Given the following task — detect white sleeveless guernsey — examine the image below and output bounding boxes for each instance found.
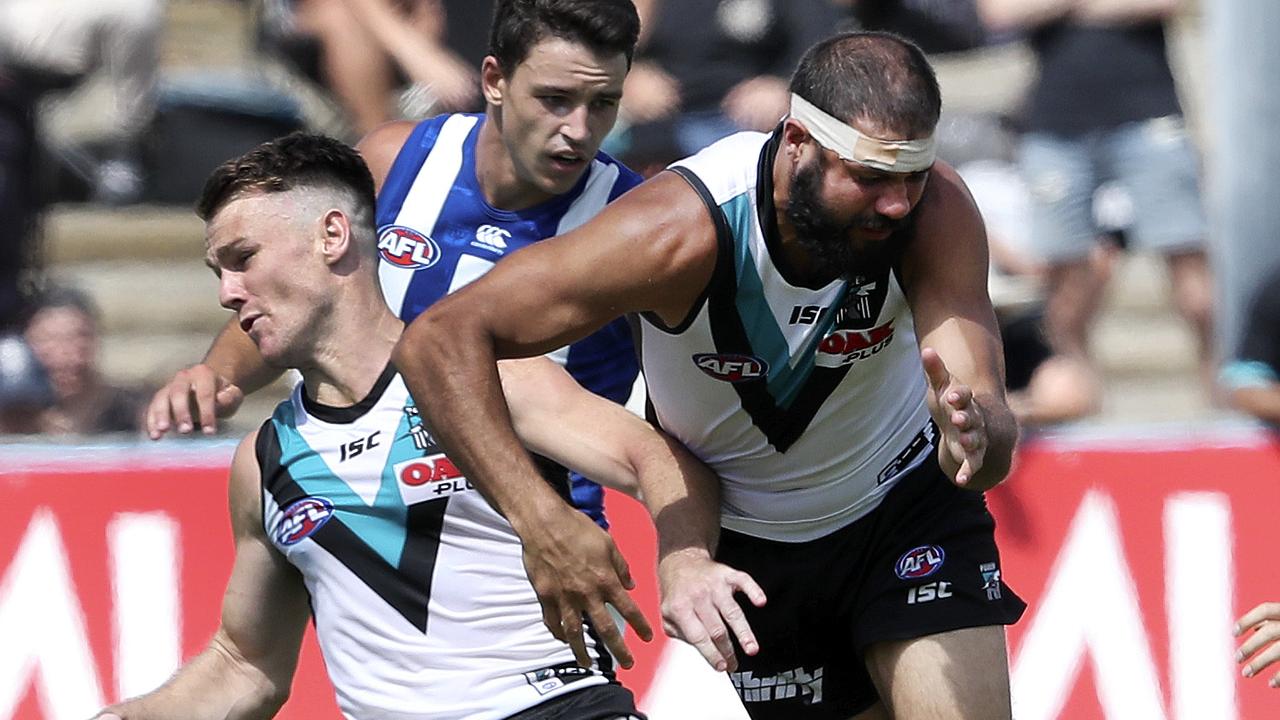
[256,366,618,719]
[640,131,936,543]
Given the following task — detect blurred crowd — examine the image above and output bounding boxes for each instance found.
[1,0,1277,439]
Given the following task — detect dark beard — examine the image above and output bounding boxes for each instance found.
[784,158,899,279]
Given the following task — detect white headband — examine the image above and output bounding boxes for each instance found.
[789,93,936,173]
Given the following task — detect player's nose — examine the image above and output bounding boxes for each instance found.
[218,272,246,311]
[559,104,591,144]
[875,178,912,219]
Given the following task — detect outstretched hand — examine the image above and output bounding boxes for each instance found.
[1236,602,1280,687]
[145,363,244,439]
[521,504,653,669]
[657,548,766,672]
[922,347,989,489]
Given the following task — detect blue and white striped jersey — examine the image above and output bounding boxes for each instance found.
[375,113,642,525]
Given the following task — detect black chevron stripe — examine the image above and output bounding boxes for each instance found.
[256,420,450,633]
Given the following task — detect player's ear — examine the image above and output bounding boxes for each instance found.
[481,56,506,108]
[781,118,811,160]
[319,208,353,266]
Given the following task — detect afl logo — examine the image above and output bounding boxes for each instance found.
[276,497,335,546]
[895,545,946,580]
[692,353,769,383]
[378,225,441,269]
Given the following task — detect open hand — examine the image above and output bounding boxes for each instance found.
[521,505,653,668]
[657,548,765,672]
[1236,602,1280,687]
[922,347,988,489]
[145,363,244,439]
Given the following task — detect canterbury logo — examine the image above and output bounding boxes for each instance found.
[473,224,510,250]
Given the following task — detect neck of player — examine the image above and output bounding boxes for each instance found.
[474,111,555,211]
[299,294,404,410]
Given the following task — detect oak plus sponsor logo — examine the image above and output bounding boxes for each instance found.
[276,497,335,546]
[814,320,894,368]
[394,454,473,504]
[472,224,510,253]
[692,353,769,383]
[378,225,441,269]
[895,544,946,580]
[730,666,823,704]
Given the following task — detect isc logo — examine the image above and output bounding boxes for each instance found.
[907,581,953,605]
[895,545,946,579]
[789,305,825,325]
[377,225,441,269]
[692,353,769,383]
[339,430,380,461]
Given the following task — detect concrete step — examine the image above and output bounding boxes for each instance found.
[43,205,206,265]
[1093,369,1219,427]
[1091,311,1200,376]
[50,260,225,336]
[97,331,211,386]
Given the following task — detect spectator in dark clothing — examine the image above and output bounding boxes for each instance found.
[977,0,1215,410]
[615,0,846,172]
[0,73,37,329]
[18,287,144,436]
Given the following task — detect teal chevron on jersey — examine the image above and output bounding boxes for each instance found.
[270,401,417,568]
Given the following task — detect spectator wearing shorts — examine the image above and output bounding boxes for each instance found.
[977,0,1214,406]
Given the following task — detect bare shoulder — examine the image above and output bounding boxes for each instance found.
[912,162,986,254]
[902,160,989,290]
[229,429,265,538]
[589,169,721,323]
[603,170,718,263]
[919,161,982,228]
[357,120,418,192]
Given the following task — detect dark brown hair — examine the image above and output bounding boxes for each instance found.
[790,31,942,138]
[196,132,376,223]
[488,0,640,76]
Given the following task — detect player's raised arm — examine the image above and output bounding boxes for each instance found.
[95,433,311,719]
[902,162,1018,491]
[392,171,716,666]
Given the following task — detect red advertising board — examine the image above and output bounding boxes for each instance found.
[2,431,1279,719]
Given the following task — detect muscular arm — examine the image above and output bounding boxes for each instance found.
[99,433,311,719]
[392,171,717,665]
[500,342,761,673]
[902,162,1018,491]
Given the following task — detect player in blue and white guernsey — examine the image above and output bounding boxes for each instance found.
[145,0,642,530]
[96,134,721,720]
[395,32,1028,720]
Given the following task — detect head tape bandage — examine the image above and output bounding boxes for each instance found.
[789,93,936,174]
